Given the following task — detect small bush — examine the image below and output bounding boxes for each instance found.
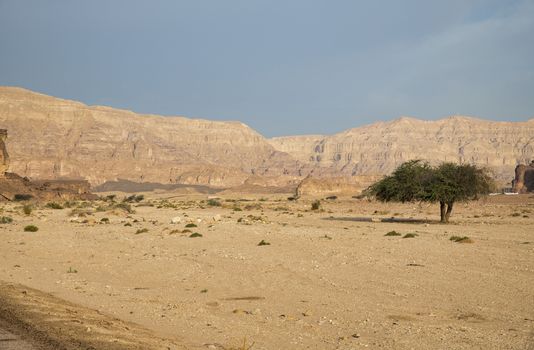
[189,232,203,238]
[135,228,149,234]
[69,208,93,217]
[185,223,197,228]
[257,240,270,246]
[100,217,110,223]
[207,199,222,207]
[0,216,13,224]
[311,200,321,211]
[510,212,521,217]
[105,194,117,202]
[14,194,33,201]
[124,222,132,227]
[450,236,473,243]
[22,205,32,215]
[45,202,64,210]
[402,233,418,238]
[67,267,78,273]
[24,225,39,232]
[384,231,401,236]
[124,194,144,203]
[112,203,134,214]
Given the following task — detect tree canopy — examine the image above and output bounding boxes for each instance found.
[367,160,493,223]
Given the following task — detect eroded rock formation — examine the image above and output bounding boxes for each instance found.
[0,127,95,201]
[512,161,534,193]
[0,129,9,176]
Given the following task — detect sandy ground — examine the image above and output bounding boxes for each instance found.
[0,194,533,349]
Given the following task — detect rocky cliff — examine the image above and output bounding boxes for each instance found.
[0,87,300,187]
[269,116,534,182]
[1,87,532,191]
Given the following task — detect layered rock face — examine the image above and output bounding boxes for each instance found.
[270,116,534,182]
[1,87,532,192]
[0,87,299,187]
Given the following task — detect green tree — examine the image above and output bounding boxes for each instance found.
[367,161,492,223]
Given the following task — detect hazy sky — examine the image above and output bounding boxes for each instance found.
[1,1,533,136]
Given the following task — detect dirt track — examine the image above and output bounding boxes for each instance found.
[0,282,181,350]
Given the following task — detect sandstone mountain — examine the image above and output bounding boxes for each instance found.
[0,87,301,188]
[269,116,534,184]
[1,86,533,192]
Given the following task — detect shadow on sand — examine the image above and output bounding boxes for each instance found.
[323,216,437,224]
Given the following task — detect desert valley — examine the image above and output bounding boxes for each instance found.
[0,87,533,349]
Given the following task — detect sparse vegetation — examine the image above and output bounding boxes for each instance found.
[207,199,222,207]
[22,204,33,215]
[100,217,110,223]
[189,232,203,238]
[45,202,64,209]
[124,222,132,227]
[185,223,197,228]
[24,225,39,232]
[450,236,473,243]
[14,194,33,201]
[257,240,270,246]
[135,228,149,234]
[311,200,321,211]
[402,233,418,238]
[0,216,13,224]
[385,230,401,236]
[69,208,93,217]
[124,194,144,203]
[67,267,78,273]
[112,202,135,213]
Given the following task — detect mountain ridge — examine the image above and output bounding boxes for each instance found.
[1,86,532,190]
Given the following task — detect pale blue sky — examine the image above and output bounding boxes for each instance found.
[1,0,533,136]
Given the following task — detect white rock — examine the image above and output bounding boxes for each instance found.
[212,214,221,222]
[170,216,182,224]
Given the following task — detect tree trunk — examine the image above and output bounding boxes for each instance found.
[440,201,446,223]
[445,201,454,222]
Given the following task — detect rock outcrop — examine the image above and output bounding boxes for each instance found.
[512,161,534,193]
[270,116,534,182]
[0,129,9,176]
[0,127,95,201]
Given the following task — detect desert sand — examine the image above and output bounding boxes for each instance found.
[0,193,533,349]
